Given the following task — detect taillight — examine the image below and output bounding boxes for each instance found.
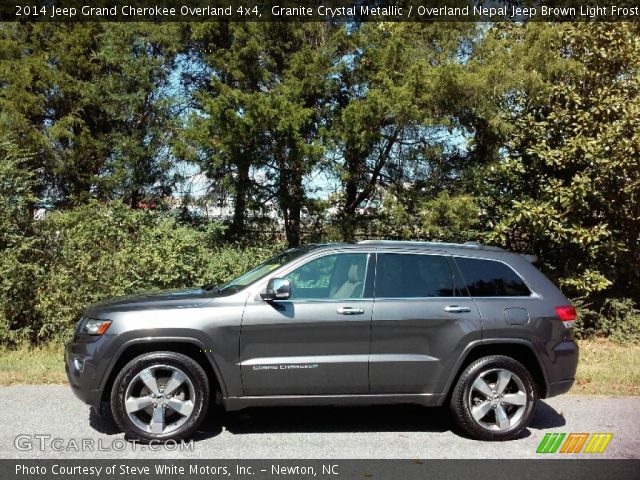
[555,305,576,327]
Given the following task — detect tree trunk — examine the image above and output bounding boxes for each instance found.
[276,145,303,249]
[285,167,303,248]
[228,156,250,240]
[340,147,360,242]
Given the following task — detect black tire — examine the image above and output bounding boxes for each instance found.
[110,351,209,442]
[450,355,538,441]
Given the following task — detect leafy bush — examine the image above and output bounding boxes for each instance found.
[0,138,36,250]
[0,244,43,344]
[574,297,640,343]
[0,138,40,344]
[418,192,482,242]
[2,198,638,346]
[362,191,483,242]
[0,201,281,345]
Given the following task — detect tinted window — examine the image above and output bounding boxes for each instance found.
[376,254,456,298]
[285,253,368,300]
[455,257,531,297]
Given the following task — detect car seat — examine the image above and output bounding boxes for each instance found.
[330,264,364,298]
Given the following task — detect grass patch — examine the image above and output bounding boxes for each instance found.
[573,338,640,395]
[0,343,66,385]
[0,339,638,395]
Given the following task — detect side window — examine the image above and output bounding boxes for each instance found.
[455,257,531,297]
[376,254,456,298]
[284,253,368,300]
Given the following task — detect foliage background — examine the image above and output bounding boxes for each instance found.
[0,22,638,344]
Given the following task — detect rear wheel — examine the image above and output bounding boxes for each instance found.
[111,351,209,442]
[450,355,538,440]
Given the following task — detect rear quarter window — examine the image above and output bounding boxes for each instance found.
[455,257,531,297]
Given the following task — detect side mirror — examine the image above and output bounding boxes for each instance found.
[261,278,291,301]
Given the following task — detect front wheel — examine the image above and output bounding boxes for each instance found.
[450,355,538,441]
[111,352,209,442]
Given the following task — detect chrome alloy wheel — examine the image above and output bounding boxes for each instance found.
[124,365,196,435]
[467,368,528,431]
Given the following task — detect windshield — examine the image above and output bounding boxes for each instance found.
[215,246,317,295]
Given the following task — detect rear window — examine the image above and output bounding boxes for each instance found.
[455,257,531,297]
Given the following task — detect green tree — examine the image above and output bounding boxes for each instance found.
[0,23,180,207]
[88,24,182,207]
[488,23,640,299]
[330,23,476,241]
[262,24,335,247]
[181,23,335,246]
[180,22,274,240]
[0,24,57,203]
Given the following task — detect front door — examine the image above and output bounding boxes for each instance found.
[240,251,373,396]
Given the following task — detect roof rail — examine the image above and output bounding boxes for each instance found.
[356,239,504,251]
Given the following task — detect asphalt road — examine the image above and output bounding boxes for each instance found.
[0,385,638,459]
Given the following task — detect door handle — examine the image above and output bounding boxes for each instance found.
[337,307,365,315]
[444,305,471,313]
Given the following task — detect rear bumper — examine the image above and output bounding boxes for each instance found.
[547,378,575,397]
[542,340,579,398]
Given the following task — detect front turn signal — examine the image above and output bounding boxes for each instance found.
[82,319,112,335]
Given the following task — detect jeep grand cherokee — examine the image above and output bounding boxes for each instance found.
[65,241,578,441]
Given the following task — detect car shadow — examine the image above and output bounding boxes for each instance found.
[221,404,453,435]
[89,400,566,442]
[89,406,121,435]
[529,400,566,430]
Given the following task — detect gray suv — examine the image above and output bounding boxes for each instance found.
[65,241,579,442]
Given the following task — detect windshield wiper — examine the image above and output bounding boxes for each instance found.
[201,283,219,293]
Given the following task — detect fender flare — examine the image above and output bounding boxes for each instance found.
[441,338,550,399]
[98,336,229,398]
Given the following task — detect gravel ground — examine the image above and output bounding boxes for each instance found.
[0,385,638,459]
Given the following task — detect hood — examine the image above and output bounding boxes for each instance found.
[88,288,214,314]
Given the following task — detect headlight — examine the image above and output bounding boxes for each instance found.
[81,319,112,335]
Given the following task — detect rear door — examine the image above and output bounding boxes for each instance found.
[370,251,481,394]
[240,250,374,396]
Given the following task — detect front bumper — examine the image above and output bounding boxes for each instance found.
[65,339,109,413]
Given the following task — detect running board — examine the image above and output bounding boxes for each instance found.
[223,393,445,411]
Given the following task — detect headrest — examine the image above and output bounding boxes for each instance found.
[347,264,360,282]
